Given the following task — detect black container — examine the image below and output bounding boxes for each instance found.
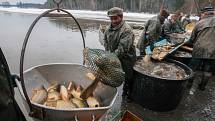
[131,58,193,111]
[169,56,192,66]
[169,49,192,66]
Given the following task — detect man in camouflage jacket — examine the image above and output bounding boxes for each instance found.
[187,7,215,91]
[137,9,169,55]
[104,7,136,97]
[162,14,185,39]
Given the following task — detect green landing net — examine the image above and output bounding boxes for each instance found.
[83,47,125,87]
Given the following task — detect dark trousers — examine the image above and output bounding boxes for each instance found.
[187,58,214,90]
[120,59,135,96]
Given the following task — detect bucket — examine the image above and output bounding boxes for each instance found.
[17,1,118,120]
[131,58,193,111]
[170,56,192,67]
[16,63,117,121]
[170,49,192,66]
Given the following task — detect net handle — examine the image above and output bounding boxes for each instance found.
[19,8,85,115]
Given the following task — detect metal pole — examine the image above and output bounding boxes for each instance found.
[194,0,200,14]
[161,0,166,10]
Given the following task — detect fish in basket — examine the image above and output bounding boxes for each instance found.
[16,63,118,121]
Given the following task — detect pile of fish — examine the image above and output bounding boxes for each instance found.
[30,73,101,109]
[152,45,174,60]
[135,55,188,80]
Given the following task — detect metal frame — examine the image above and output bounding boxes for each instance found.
[19,0,86,116]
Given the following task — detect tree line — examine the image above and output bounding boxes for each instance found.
[43,0,215,13]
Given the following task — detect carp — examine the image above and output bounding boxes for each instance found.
[31,85,48,104]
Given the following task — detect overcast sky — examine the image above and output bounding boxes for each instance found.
[0,0,46,4]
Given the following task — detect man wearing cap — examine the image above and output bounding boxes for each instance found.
[137,9,169,55]
[187,6,215,91]
[162,13,185,40]
[103,7,136,98]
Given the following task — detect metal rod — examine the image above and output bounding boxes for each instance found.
[53,0,62,4]
[194,0,200,14]
[160,0,166,10]
[44,13,70,17]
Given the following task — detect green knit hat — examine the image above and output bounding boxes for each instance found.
[107,7,123,17]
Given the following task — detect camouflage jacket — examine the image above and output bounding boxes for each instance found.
[162,19,185,37]
[104,20,136,61]
[0,48,26,121]
[137,15,163,53]
[190,15,215,59]
[103,21,136,79]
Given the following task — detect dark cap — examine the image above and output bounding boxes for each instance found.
[160,9,170,18]
[201,6,214,13]
[107,7,123,17]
